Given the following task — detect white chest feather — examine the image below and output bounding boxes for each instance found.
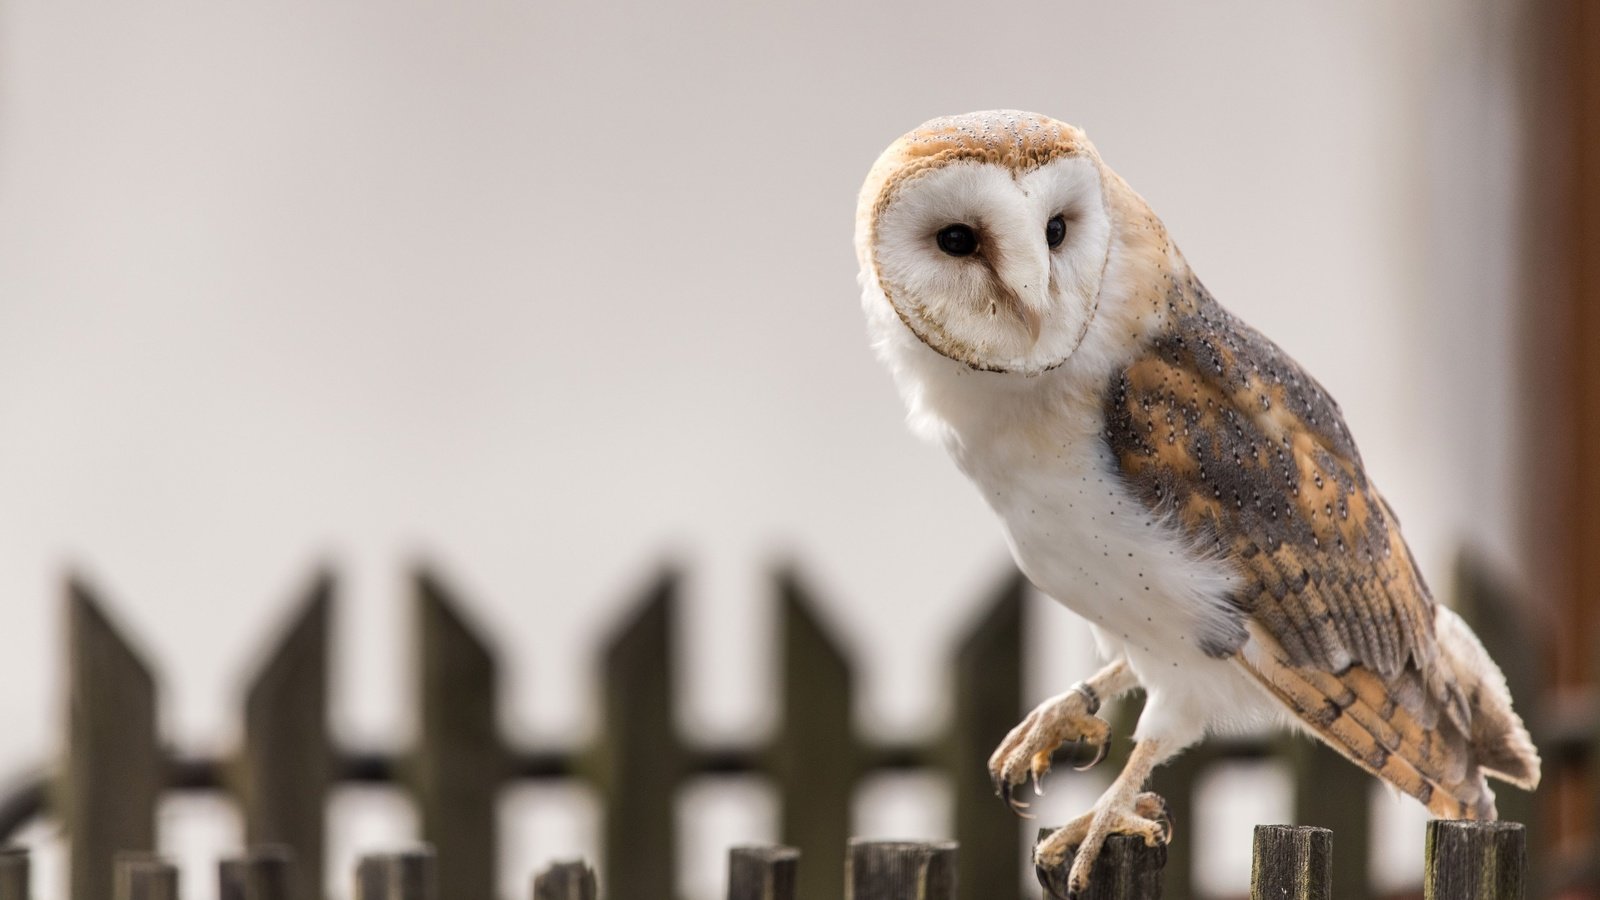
[958,382,1283,737]
[945,387,1234,656]
[871,309,1283,740]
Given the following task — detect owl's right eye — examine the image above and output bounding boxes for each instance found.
[935,224,978,257]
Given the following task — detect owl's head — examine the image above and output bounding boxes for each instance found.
[856,111,1116,376]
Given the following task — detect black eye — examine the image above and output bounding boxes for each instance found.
[936,224,978,257]
[1046,214,1067,248]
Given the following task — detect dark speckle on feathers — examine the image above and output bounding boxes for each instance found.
[1100,269,1508,818]
[1102,273,1434,681]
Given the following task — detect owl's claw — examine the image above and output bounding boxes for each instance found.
[999,779,1035,818]
[989,685,1111,815]
[1134,791,1172,842]
[1074,737,1110,772]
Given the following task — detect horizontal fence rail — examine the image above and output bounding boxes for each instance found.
[0,821,1531,899]
[0,554,1588,899]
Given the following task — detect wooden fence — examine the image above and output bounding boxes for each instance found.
[0,822,1533,900]
[0,556,1592,900]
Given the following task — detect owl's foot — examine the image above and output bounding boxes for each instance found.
[1034,791,1172,900]
[989,683,1110,815]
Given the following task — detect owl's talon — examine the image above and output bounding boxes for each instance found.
[999,780,1034,817]
[1074,736,1110,771]
[1134,791,1172,843]
[1031,745,1057,794]
[989,689,1111,818]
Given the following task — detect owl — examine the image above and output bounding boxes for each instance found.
[854,111,1540,896]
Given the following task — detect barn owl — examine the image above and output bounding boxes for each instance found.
[854,110,1540,896]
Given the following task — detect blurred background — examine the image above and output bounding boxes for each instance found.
[0,1,1593,898]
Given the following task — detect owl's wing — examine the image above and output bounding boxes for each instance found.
[1103,285,1505,817]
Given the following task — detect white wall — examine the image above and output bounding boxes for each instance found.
[0,1,1538,897]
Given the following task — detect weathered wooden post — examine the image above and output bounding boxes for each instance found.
[1289,738,1369,900]
[0,847,28,900]
[237,575,332,900]
[949,572,1025,900]
[599,572,684,900]
[1252,825,1331,900]
[1036,831,1164,900]
[1423,821,1525,900]
[845,841,957,900]
[113,856,179,900]
[415,570,507,900]
[65,578,161,900]
[728,846,799,900]
[531,861,596,900]
[219,846,295,900]
[355,848,438,900]
[774,570,857,900]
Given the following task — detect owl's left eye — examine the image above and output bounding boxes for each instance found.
[1046,215,1067,248]
[936,224,979,257]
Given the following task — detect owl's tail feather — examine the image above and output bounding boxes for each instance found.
[1434,606,1541,791]
[1239,626,1503,821]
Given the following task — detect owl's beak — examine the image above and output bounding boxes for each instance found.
[996,281,1046,347]
[1011,298,1044,346]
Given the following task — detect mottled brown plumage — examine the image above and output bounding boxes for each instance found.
[1103,269,1532,817]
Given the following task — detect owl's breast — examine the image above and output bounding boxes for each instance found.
[949,406,1252,679]
[959,426,1281,734]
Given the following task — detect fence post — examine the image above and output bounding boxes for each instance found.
[1423,821,1524,900]
[949,572,1025,900]
[114,856,178,900]
[238,574,332,900]
[728,846,799,900]
[1252,825,1331,900]
[845,841,957,900]
[1289,738,1369,900]
[355,849,438,900]
[415,569,507,900]
[219,846,295,900]
[531,861,596,900]
[0,847,27,900]
[65,577,161,900]
[598,571,683,900]
[774,570,857,900]
[1036,831,1164,900]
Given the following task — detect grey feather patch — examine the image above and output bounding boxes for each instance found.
[1197,615,1248,658]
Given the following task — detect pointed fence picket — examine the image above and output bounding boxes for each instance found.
[238,575,331,900]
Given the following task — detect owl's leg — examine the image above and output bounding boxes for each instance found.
[989,659,1139,814]
[1034,737,1177,899]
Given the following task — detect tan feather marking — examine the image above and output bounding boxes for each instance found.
[1241,627,1492,819]
[1102,264,1528,818]
[1105,269,1438,677]
[1316,665,1471,789]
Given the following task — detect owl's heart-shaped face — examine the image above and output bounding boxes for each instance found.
[860,112,1114,375]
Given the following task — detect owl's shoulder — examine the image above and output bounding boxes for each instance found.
[1102,274,1365,517]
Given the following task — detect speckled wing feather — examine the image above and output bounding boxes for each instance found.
[1103,271,1496,817]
